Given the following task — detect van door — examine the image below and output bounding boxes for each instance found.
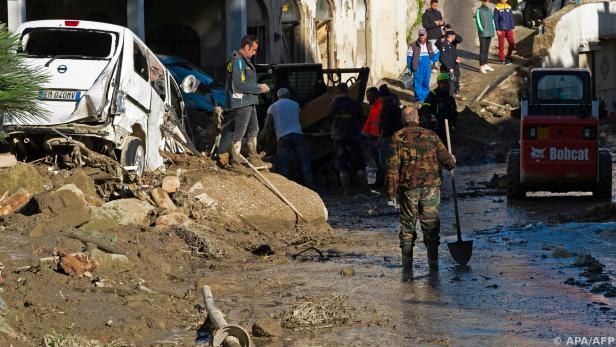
[122,35,152,112]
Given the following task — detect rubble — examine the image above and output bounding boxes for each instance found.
[55,250,99,277]
[90,199,155,228]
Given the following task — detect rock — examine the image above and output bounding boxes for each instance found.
[79,209,121,233]
[162,176,181,193]
[0,163,45,195]
[35,188,91,228]
[89,248,130,271]
[0,153,17,168]
[195,193,217,208]
[145,316,166,330]
[340,266,355,277]
[151,188,176,212]
[590,282,614,294]
[155,212,191,228]
[91,199,155,228]
[252,318,283,338]
[0,190,32,216]
[66,169,97,198]
[56,184,85,200]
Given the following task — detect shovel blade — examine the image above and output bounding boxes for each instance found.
[448,240,473,266]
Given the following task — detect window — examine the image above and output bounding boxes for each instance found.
[169,78,183,120]
[133,41,149,82]
[22,29,115,58]
[147,51,166,101]
[537,74,585,101]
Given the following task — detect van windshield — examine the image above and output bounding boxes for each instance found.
[22,29,115,58]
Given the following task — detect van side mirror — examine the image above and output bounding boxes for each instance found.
[181,75,200,94]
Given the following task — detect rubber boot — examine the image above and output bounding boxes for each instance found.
[229,142,252,176]
[339,171,351,196]
[426,242,439,271]
[246,137,272,169]
[401,244,414,281]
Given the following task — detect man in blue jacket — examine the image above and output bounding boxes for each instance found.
[223,35,271,174]
[408,28,440,102]
[494,0,516,65]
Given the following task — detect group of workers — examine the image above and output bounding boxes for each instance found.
[220,0,516,274]
[411,0,516,101]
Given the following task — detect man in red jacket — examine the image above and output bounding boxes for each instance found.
[362,87,383,187]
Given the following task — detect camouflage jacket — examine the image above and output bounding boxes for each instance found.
[386,122,456,198]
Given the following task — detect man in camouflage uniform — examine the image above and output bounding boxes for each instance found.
[386,106,455,272]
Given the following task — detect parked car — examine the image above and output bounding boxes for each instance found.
[2,20,193,175]
[157,55,225,113]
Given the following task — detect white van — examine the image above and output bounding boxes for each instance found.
[3,20,191,175]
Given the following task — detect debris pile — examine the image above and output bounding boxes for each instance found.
[279,294,352,329]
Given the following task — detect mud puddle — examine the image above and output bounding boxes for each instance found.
[194,164,615,346]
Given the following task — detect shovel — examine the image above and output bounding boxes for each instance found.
[444,119,473,266]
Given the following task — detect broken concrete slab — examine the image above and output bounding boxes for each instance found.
[162,176,181,193]
[0,163,46,195]
[195,193,217,208]
[151,188,177,212]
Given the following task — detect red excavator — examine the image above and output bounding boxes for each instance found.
[507,68,612,199]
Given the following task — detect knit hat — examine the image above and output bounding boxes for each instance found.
[437,73,450,82]
[446,30,456,36]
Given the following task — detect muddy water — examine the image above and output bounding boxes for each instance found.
[200,164,615,346]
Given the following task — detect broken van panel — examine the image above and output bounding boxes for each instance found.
[1,20,190,175]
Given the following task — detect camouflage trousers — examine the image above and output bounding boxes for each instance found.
[398,186,441,247]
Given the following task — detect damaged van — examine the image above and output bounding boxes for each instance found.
[1,20,192,175]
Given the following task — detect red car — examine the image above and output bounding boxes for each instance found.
[507,68,612,199]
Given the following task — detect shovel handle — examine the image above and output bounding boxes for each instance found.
[444,119,463,242]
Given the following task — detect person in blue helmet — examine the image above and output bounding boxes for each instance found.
[408,28,440,102]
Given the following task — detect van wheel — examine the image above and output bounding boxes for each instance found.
[121,137,145,176]
[506,149,525,199]
[594,149,612,200]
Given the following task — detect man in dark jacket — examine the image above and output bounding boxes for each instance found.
[421,73,458,146]
[422,0,445,70]
[223,35,271,174]
[378,85,403,183]
[494,0,516,64]
[436,30,463,97]
[330,83,366,194]
[387,106,456,272]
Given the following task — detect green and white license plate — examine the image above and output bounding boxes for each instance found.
[38,89,81,101]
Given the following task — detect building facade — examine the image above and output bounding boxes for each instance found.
[1,0,416,84]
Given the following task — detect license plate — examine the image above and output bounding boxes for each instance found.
[38,90,81,101]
